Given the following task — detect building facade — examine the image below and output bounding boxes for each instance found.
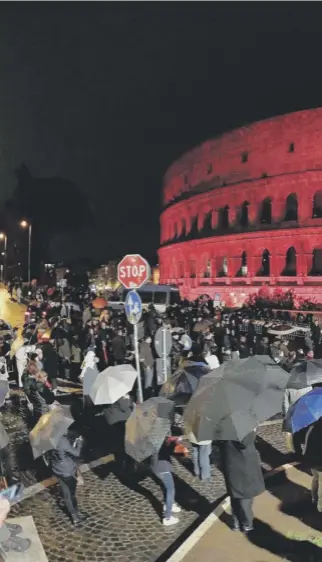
[158,108,322,307]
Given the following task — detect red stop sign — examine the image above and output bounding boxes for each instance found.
[117,254,150,290]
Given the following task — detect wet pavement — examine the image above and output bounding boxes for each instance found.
[0,286,294,562]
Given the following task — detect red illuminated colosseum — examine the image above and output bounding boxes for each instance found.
[158,108,322,307]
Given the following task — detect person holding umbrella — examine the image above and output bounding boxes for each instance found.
[218,431,265,532]
[51,430,88,525]
[301,417,322,511]
[150,436,187,526]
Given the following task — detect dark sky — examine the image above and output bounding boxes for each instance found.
[0,3,321,264]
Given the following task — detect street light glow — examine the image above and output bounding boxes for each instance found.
[20,220,28,228]
[0,233,5,240]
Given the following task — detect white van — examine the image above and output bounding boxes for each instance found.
[109,283,181,313]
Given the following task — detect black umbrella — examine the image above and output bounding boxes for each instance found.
[161,361,211,400]
[184,356,289,442]
[287,359,322,389]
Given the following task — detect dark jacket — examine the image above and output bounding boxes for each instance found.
[23,374,56,419]
[302,419,322,469]
[103,396,133,426]
[139,341,154,368]
[51,435,82,477]
[151,440,175,475]
[111,335,126,363]
[218,432,265,499]
[41,342,58,381]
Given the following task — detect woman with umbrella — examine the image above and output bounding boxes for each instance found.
[150,436,187,526]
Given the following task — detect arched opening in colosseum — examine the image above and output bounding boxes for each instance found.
[313,191,322,218]
[218,257,228,277]
[219,205,229,229]
[282,247,297,276]
[236,251,248,277]
[190,216,198,238]
[311,249,322,276]
[240,202,249,227]
[284,193,298,221]
[189,260,197,278]
[260,198,272,224]
[203,259,211,278]
[260,250,270,276]
[202,212,213,236]
[181,218,186,237]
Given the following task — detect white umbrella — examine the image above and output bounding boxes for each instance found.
[89,365,137,405]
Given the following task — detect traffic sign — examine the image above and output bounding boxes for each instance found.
[154,326,172,358]
[125,290,142,325]
[117,254,150,290]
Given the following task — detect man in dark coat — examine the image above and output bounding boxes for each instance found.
[218,431,265,532]
[39,337,58,389]
[111,330,126,365]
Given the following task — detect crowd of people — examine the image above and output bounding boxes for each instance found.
[0,283,320,548]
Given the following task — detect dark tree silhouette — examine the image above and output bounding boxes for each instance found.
[4,164,92,274]
[6,164,90,231]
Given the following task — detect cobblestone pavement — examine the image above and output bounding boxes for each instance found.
[0,287,295,562]
[3,400,292,562]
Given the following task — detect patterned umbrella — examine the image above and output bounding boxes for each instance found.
[29,406,74,459]
[125,397,174,463]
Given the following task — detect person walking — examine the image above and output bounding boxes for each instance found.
[150,437,186,526]
[51,431,88,525]
[218,431,265,533]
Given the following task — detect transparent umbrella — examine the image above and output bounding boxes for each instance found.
[29,406,74,459]
[125,397,174,463]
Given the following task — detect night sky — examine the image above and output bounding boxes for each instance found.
[0,3,322,264]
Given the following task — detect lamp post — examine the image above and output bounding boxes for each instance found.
[20,221,32,284]
[0,234,7,283]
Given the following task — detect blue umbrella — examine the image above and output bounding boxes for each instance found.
[284,387,322,434]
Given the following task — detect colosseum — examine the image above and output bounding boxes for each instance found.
[158,108,322,307]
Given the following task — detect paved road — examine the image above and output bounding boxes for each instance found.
[0,286,293,562]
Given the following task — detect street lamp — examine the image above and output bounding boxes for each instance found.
[20,221,32,284]
[0,233,7,283]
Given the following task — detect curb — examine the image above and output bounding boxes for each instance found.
[165,462,298,562]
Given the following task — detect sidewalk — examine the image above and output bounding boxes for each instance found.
[177,465,322,562]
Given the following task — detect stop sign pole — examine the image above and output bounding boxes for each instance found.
[118,254,150,403]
